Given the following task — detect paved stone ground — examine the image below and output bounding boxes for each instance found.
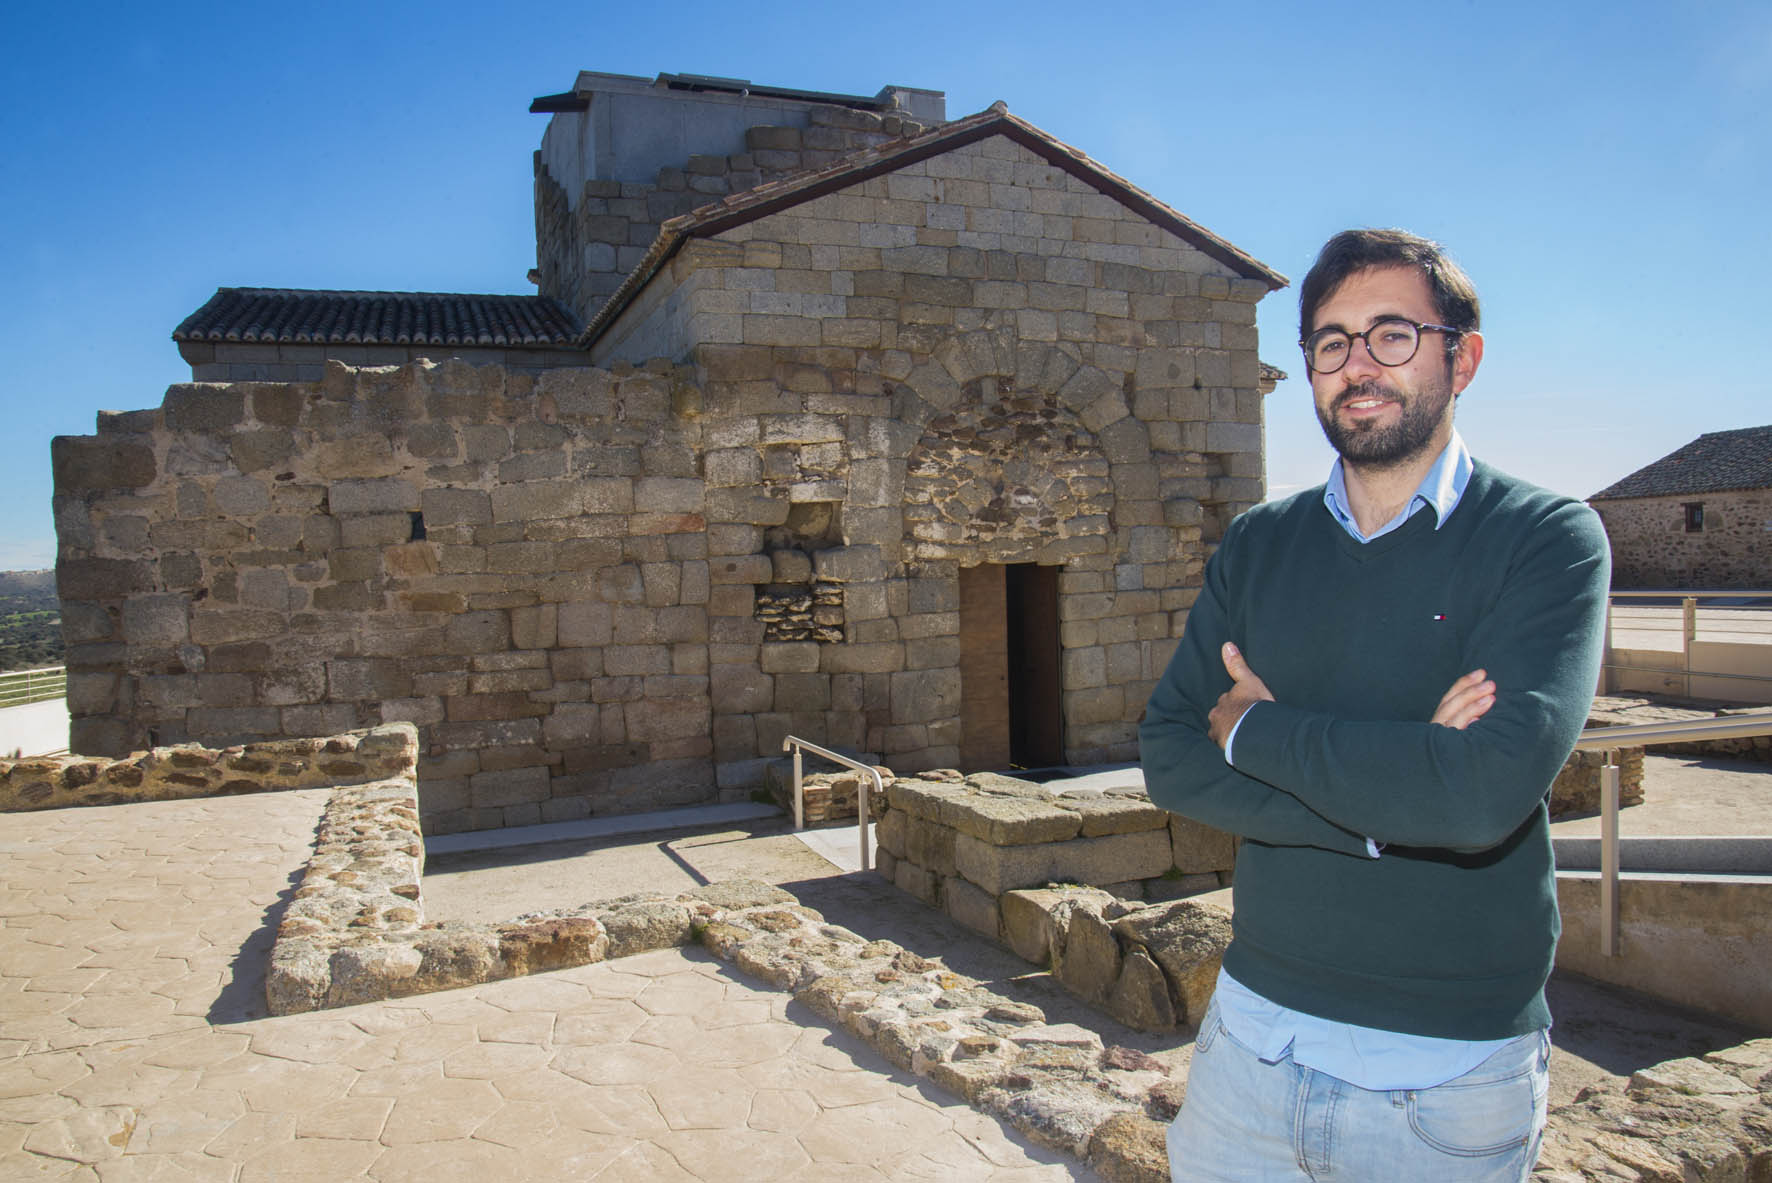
[0,791,1094,1180]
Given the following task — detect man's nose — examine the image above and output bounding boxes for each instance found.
[1340,334,1385,380]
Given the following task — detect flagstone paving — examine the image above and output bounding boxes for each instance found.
[0,792,1094,1180]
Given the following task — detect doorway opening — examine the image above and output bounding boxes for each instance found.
[958,563,1063,771]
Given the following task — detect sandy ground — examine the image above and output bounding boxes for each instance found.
[422,754,1770,1113]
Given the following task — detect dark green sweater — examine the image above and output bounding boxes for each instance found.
[1139,462,1610,1039]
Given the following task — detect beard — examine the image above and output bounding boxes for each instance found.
[1316,376,1453,470]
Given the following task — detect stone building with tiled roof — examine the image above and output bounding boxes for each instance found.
[56,70,1289,836]
[1589,425,1772,588]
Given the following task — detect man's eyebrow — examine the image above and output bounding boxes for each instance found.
[1310,311,1413,333]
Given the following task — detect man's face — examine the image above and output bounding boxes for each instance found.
[1307,266,1479,471]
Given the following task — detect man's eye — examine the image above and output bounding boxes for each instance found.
[1317,338,1347,355]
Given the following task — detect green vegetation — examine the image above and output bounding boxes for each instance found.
[0,575,63,672]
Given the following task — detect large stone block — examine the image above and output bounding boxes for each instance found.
[954,827,1173,895]
[1104,945,1177,1032]
[1111,897,1232,1026]
[943,875,1000,939]
[903,814,957,877]
[1169,814,1237,873]
[889,667,959,724]
[330,478,419,514]
[52,437,157,492]
[942,794,1081,846]
[1061,795,1170,836]
[710,665,773,714]
[1053,897,1121,1004]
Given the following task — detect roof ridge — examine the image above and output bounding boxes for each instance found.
[579,102,1287,348]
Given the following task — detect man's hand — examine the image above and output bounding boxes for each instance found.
[1432,669,1496,730]
[1208,642,1274,749]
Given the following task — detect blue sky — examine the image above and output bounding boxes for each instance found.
[3,0,1768,569]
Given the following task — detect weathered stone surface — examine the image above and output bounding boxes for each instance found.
[954,827,1174,895]
[1169,813,1237,873]
[1061,794,1170,836]
[1053,897,1121,1004]
[943,874,999,938]
[1087,1112,1171,1183]
[1000,888,1073,968]
[1112,899,1233,1026]
[1104,946,1176,1032]
[2,724,418,813]
[942,793,1083,846]
[597,900,693,958]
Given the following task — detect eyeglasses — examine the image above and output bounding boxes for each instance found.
[1300,317,1462,374]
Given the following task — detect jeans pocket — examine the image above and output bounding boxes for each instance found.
[1405,1059,1543,1157]
[1193,995,1221,1053]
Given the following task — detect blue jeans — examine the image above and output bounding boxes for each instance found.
[1168,998,1550,1181]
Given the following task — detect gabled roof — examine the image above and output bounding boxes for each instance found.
[174,288,582,349]
[1589,425,1772,501]
[582,102,1288,347]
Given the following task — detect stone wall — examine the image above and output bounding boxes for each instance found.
[592,132,1269,770]
[0,723,416,811]
[536,106,933,326]
[1591,488,1772,588]
[176,340,597,385]
[59,134,1275,834]
[53,360,719,834]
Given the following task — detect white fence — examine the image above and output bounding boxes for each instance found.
[0,666,65,710]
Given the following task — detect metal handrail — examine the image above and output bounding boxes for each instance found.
[1570,711,1772,958]
[781,735,878,872]
[0,665,67,709]
[1604,591,1772,694]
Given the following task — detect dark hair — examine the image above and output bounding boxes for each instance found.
[1297,229,1481,351]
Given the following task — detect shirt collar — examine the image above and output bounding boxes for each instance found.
[1323,430,1473,543]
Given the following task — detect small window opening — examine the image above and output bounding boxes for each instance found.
[1683,503,1704,533]
[409,511,427,541]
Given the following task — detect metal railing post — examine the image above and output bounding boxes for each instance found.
[781,735,878,872]
[1682,595,1697,697]
[1599,750,1621,958]
[791,746,803,830]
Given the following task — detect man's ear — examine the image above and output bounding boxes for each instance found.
[1451,330,1484,395]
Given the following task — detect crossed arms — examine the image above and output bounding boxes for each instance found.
[1139,500,1610,856]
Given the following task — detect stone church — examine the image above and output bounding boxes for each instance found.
[54,70,1287,834]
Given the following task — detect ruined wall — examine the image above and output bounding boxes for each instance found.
[1592,489,1772,588]
[53,360,719,835]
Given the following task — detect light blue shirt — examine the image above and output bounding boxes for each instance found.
[1215,431,1526,1090]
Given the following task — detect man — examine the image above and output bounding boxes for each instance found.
[1139,228,1609,1181]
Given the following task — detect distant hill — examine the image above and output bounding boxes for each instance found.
[0,570,62,671]
[0,570,54,595]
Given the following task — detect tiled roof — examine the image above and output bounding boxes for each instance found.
[582,102,1289,346]
[1589,425,1772,500]
[174,289,583,349]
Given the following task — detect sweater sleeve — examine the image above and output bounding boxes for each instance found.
[1139,515,1372,857]
[1229,500,1610,851]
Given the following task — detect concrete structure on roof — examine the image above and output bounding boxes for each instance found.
[1589,425,1772,589]
[55,70,1287,835]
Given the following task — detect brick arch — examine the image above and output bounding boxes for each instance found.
[901,383,1111,563]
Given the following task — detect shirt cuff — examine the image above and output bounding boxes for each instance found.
[1221,702,1256,766]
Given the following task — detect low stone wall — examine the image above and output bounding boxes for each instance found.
[1590,696,1772,764]
[764,761,895,824]
[872,770,1237,1032]
[1551,745,1646,815]
[0,724,418,811]
[1534,1045,1772,1182]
